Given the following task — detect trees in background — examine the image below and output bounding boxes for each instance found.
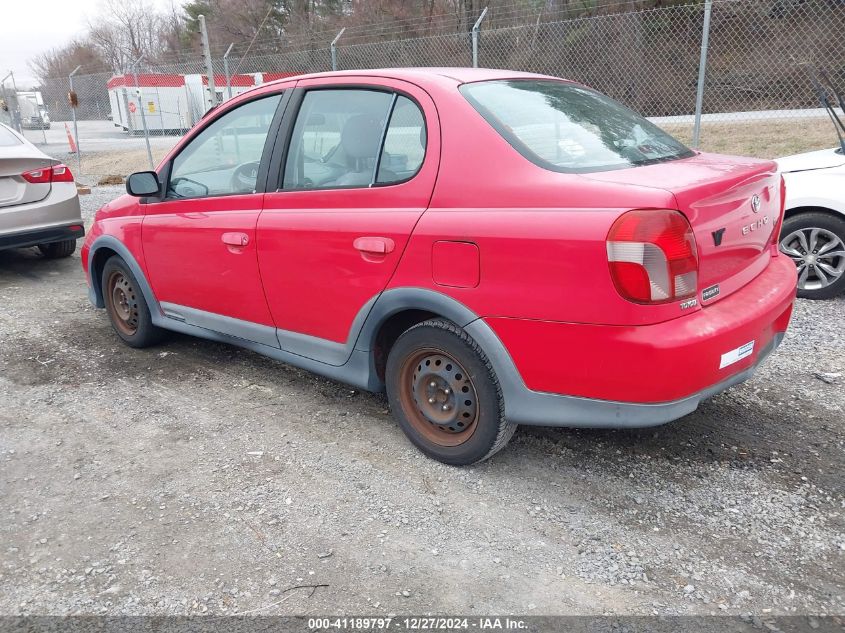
[29,39,109,82]
[25,0,728,82]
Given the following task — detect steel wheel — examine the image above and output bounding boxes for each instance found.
[780,227,845,291]
[106,270,140,336]
[398,348,479,447]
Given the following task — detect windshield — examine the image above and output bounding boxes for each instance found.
[460,80,694,173]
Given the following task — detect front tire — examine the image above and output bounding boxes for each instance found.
[101,256,165,348]
[780,211,845,300]
[386,319,516,465]
[38,239,76,259]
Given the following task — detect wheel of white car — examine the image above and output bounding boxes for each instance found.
[38,239,77,259]
[779,211,845,300]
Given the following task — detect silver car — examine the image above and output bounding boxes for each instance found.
[0,123,83,258]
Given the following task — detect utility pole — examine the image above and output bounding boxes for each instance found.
[3,71,21,132]
[131,56,154,170]
[0,80,10,130]
[692,0,713,149]
[331,28,346,72]
[223,43,234,101]
[199,15,217,110]
[472,7,489,68]
[69,65,82,176]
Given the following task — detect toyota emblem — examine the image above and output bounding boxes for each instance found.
[751,194,761,213]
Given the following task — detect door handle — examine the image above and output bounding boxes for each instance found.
[222,232,249,247]
[353,237,395,255]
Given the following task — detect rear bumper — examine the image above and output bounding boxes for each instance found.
[466,255,796,428]
[0,223,85,251]
[0,182,81,245]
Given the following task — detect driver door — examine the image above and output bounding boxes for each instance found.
[142,91,287,339]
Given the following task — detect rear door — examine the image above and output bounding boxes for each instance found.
[258,77,439,363]
[141,91,287,337]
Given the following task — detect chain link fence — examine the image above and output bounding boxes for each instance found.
[6,0,844,178]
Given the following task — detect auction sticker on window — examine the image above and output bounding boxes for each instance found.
[719,340,755,369]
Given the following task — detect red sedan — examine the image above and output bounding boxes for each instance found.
[82,68,797,465]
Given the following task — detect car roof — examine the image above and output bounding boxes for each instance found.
[259,67,565,90]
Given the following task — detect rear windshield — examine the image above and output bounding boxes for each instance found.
[0,125,22,147]
[460,80,694,173]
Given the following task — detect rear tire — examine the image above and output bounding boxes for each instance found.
[779,211,845,300]
[386,319,516,465]
[38,239,76,259]
[101,256,165,348]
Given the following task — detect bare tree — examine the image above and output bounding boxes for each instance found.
[29,39,109,82]
[86,0,168,71]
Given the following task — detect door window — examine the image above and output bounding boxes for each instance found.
[377,96,426,185]
[167,93,282,199]
[282,89,427,190]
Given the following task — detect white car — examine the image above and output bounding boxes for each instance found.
[777,146,845,299]
[0,122,83,257]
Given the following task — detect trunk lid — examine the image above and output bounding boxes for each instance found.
[583,152,781,300]
[776,147,845,173]
[0,144,55,210]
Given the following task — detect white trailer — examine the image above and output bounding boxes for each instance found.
[105,72,295,135]
[107,74,192,135]
[184,74,259,121]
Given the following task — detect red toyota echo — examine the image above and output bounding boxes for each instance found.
[82,68,797,465]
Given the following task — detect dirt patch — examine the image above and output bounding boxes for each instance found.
[97,175,125,186]
[78,148,170,179]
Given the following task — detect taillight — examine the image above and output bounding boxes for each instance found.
[606,209,699,304]
[21,164,74,184]
[21,167,51,183]
[51,164,74,182]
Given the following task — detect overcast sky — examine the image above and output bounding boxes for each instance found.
[0,0,176,88]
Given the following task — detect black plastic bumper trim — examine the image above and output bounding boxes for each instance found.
[0,224,85,251]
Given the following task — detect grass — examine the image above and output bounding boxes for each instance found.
[663,117,837,159]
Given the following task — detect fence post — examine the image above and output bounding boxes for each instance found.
[223,43,235,100]
[69,65,82,177]
[331,28,346,71]
[9,72,20,134]
[472,7,489,68]
[131,56,155,170]
[2,71,20,133]
[0,81,9,127]
[692,0,712,149]
[199,15,217,109]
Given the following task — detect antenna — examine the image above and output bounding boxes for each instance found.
[807,65,845,155]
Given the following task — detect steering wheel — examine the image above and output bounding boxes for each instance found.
[230,161,261,193]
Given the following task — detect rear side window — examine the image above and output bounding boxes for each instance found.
[0,125,22,147]
[283,89,426,190]
[460,80,693,173]
[377,96,426,185]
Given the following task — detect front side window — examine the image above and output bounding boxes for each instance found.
[167,93,282,199]
[283,89,426,190]
[461,80,693,173]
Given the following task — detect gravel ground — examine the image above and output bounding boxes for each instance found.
[0,185,843,616]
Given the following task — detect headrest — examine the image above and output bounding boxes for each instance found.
[341,114,382,159]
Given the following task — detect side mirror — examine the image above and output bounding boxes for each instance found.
[126,171,160,197]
